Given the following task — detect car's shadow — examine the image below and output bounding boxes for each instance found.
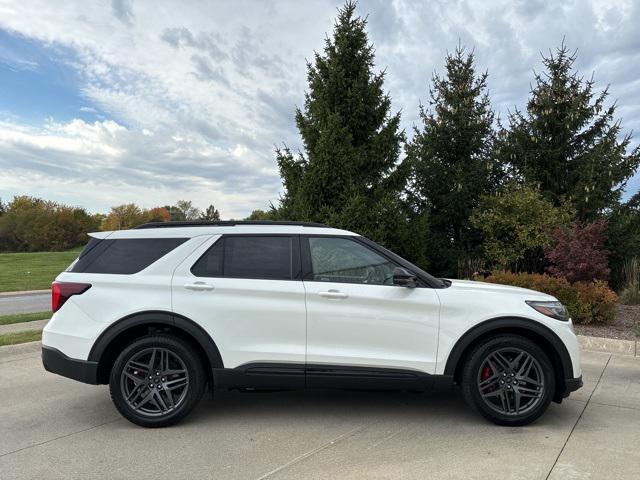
[184,386,481,425]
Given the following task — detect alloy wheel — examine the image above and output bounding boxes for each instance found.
[477,347,545,416]
[120,347,190,417]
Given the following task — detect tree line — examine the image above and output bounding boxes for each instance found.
[0,198,221,252]
[267,2,639,291]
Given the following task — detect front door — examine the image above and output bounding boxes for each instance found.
[302,236,440,379]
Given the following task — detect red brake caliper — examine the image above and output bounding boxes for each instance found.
[481,365,492,381]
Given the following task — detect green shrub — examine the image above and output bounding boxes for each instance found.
[469,184,572,272]
[480,271,618,325]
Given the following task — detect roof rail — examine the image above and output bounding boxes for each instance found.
[134,220,328,229]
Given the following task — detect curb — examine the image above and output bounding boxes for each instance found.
[0,289,49,297]
[577,335,637,357]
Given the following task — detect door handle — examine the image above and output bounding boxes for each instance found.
[184,282,215,291]
[318,290,348,299]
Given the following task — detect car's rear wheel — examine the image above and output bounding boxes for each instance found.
[109,335,206,427]
[461,335,555,426]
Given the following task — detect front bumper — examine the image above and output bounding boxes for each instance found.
[42,346,99,384]
[563,375,583,397]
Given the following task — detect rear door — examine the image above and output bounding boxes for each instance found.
[172,234,306,374]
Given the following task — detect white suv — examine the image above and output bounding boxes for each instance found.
[42,221,582,427]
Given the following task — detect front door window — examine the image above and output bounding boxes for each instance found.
[308,237,396,285]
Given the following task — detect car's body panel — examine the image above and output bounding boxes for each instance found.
[304,280,440,373]
[43,235,210,360]
[171,234,307,369]
[434,280,581,378]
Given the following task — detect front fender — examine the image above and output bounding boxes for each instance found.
[442,316,574,380]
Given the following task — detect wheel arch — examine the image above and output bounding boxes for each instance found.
[89,310,223,384]
[443,317,574,402]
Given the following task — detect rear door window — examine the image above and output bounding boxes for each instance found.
[71,238,187,274]
[191,236,295,280]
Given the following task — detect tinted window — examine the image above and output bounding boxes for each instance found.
[71,238,187,274]
[308,237,397,285]
[191,236,293,280]
[190,238,223,277]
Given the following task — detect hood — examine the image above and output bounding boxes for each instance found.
[446,279,556,300]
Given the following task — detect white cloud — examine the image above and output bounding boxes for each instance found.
[0,117,279,216]
[0,0,638,216]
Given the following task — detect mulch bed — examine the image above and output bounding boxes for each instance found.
[573,304,640,341]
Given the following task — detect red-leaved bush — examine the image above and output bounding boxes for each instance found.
[544,220,610,283]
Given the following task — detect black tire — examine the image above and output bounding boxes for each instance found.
[461,335,555,426]
[109,334,206,427]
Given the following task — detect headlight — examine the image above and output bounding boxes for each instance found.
[525,300,569,321]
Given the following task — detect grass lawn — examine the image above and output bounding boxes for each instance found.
[0,311,51,326]
[0,249,80,292]
[0,330,42,346]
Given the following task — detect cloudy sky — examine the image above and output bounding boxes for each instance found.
[0,0,638,218]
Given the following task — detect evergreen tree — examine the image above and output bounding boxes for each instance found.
[275,2,418,260]
[606,192,640,288]
[406,46,499,276]
[200,204,221,221]
[501,42,640,220]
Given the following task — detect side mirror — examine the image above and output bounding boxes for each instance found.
[393,267,418,288]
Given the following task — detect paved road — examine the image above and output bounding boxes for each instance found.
[0,292,49,315]
[0,344,638,480]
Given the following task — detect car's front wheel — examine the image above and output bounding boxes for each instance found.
[461,335,555,426]
[109,334,206,427]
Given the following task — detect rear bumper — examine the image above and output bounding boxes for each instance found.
[563,375,583,397]
[42,346,99,385]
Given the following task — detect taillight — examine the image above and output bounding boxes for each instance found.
[52,281,91,313]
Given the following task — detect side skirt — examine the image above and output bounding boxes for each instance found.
[212,363,454,392]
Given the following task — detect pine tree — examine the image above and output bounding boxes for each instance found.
[275,2,416,258]
[406,46,499,276]
[501,42,640,220]
[201,204,221,221]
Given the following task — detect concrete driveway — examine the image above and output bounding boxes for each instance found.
[0,343,638,480]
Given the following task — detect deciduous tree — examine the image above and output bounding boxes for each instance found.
[101,204,169,230]
[0,196,99,251]
[175,200,201,220]
[545,220,610,283]
[470,184,572,271]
